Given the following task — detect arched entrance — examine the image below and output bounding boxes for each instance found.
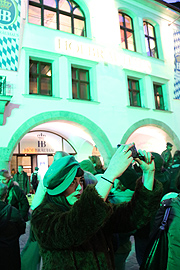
[121,119,180,155]
[6,111,113,171]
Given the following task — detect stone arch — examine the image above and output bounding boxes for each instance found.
[7,111,114,166]
[121,118,180,148]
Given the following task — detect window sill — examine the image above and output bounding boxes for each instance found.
[67,98,100,104]
[152,109,173,113]
[126,105,150,110]
[23,94,62,101]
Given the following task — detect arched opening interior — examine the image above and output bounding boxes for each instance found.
[10,120,102,178]
[126,126,176,155]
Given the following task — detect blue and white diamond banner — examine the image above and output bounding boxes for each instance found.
[174,30,180,99]
[0,0,21,71]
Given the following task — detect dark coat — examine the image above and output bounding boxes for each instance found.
[31,178,162,270]
[13,171,30,194]
[7,180,30,221]
[0,201,26,270]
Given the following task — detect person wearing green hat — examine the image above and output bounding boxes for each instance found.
[31,144,163,270]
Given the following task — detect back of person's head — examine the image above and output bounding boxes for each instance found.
[173,150,180,163]
[0,182,8,200]
[0,169,11,183]
[35,167,39,171]
[83,171,97,185]
[53,151,69,162]
[80,159,96,175]
[43,155,81,195]
[151,152,164,172]
[89,156,103,169]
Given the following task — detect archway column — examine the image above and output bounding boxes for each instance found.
[0,147,10,170]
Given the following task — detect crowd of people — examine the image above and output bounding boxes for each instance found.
[0,142,180,269]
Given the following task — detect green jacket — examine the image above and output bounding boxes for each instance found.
[31,178,162,270]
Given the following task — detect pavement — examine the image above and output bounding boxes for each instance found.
[20,222,139,270]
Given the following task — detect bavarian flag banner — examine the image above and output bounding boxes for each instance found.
[0,0,21,71]
[174,29,180,99]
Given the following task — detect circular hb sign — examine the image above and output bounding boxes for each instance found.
[0,0,18,27]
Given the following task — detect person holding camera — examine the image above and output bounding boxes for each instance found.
[31,144,162,270]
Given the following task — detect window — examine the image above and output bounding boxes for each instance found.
[128,78,141,107]
[0,76,6,95]
[119,12,136,51]
[153,84,165,110]
[72,66,90,100]
[29,0,86,37]
[143,21,158,58]
[29,59,52,96]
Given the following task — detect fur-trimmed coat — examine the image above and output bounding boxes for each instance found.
[31,178,162,270]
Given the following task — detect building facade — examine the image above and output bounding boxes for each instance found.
[1,0,180,177]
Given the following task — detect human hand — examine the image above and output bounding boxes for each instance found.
[104,143,134,180]
[134,150,155,190]
[134,150,155,173]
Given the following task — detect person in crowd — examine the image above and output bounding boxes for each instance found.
[80,159,97,175]
[0,170,30,221]
[11,168,16,178]
[83,171,98,186]
[0,182,26,270]
[13,165,30,195]
[89,155,105,174]
[168,150,180,192]
[31,151,69,211]
[141,192,180,270]
[30,167,40,192]
[108,176,134,270]
[134,152,171,265]
[161,142,173,169]
[151,152,171,197]
[31,143,163,270]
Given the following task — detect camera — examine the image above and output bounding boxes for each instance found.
[117,144,154,161]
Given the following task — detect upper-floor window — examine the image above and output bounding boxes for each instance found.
[29,0,86,37]
[128,78,141,107]
[143,21,158,58]
[72,66,90,100]
[153,83,165,110]
[29,59,52,96]
[119,12,136,51]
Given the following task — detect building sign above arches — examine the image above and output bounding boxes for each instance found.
[55,37,152,74]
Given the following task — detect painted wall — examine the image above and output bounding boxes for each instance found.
[1,0,180,168]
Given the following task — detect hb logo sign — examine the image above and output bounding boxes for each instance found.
[0,0,18,27]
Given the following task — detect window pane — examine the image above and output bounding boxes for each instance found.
[127,31,135,51]
[125,15,132,29]
[74,18,85,36]
[145,37,151,56]
[148,24,155,37]
[72,68,77,79]
[40,63,51,76]
[29,77,38,94]
[119,13,124,27]
[133,92,141,106]
[40,77,51,95]
[30,61,37,74]
[44,0,56,8]
[80,83,89,100]
[60,14,71,33]
[72,82,78,99]
[29,5,41,25]
[143,22,148,35]
[74,6,83,16]
[44,10,57,29]
[149,39,157,57]
[120,30,126,48]
[59,0,71,12]
[79,70,88,81]
[30,0,41,3]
